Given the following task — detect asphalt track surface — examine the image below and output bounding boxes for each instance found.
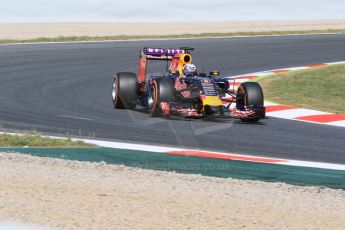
[0,34,345,164]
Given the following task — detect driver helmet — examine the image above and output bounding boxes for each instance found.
[182,64,197,77]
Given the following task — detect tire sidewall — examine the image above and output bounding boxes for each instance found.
[112,75,124,108]
[148,78,174,117]
[236,82,264,123]
[237,82,264,107]
[150,80,160,116]
[113,72,138,110]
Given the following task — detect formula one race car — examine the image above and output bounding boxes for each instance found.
[112,47,265,122]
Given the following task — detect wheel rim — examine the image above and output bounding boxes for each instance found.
[236,86,246,107]
[148,85,156,109]
[112,80,117,101]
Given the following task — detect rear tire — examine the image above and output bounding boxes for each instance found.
[236,82,264,123]
[112,72,138,110]
[148,78,174,116]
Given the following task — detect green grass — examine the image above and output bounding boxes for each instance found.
[0,134,95,147]
[260,64,345,114]
[1,29,345,44]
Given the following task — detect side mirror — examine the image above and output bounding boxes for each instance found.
[168,70,179,76]
[209,70,220,77]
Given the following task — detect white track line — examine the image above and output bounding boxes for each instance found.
[326,120,345,127]
[1,131,344,171]
[74,138,345,171]
[267,109,330,119]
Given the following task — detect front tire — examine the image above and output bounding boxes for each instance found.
[148,78,174,116]
[112,72,138,110]
[236,82,264,123]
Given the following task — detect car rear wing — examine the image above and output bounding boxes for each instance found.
[141,47,194,60]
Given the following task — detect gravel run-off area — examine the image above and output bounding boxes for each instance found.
[1,153,345,229]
